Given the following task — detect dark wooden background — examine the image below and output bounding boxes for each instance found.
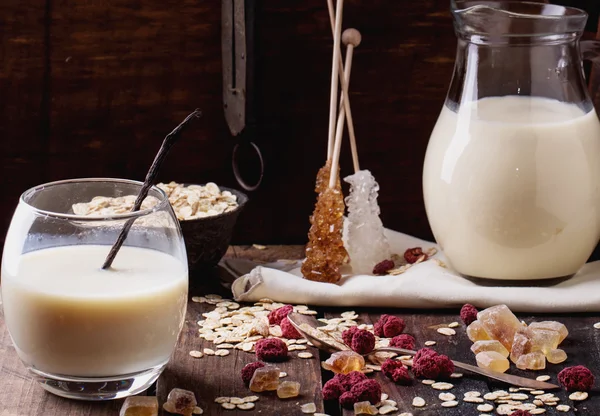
[1,0,599,249]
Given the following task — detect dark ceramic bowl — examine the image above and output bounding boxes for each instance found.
[178,186,248,271]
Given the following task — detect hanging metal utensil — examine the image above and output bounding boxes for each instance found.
[222,0,264,191]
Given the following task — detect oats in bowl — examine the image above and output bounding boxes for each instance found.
[71,181,248,271]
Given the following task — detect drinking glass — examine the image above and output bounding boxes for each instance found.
[423,1,600,280]
[1,178,188,400]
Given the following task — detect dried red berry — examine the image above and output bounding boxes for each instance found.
[322,378,345,401]
[338,391,359,409]
[342,326,360,346]
[350,330,375,355]
[241,361,265,386]
[333,371,368,391]
[267,304,293,325]
[390,334,415,350]
[414,347,437,362]
[460,304,478,326]
[374,314,406,338]
[509,411,532,416]
[412,347,454,379]
[433,354,455,379]
[404,247,427,264]
[558,365,595,391]
[373,259,394,275]
[339,379,382,409]
[280,317,302,339]
[381,358,412,384]
[254,338,288,362]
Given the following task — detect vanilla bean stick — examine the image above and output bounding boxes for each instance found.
[101,109,202,269]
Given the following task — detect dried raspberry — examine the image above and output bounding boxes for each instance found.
[322,378,345,401]
[267,304,293,325]
[340,379,381,409]
[344,329,375,355]
[280,317,302,339]
[381,358,412,384]
[373,259,394,275]
[255,338,288,362]
[338,391,359,409]
[509,411,532,416]
[412,348,454,379]
[460,304,478,326]
[558,365,595,391]
[374,314,406,338]
[390,334,415,350]
[404,247,427,264]
[391,367,412,384]
[414,347,437,362]
[342,326,360,346]
[412,354,441,379]
[241,361,265,386]
[333,371,368,391]
[433,354,455,379]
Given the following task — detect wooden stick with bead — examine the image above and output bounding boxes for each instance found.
[326,0,361,173]
[326,0,344,162]
[332,29,361,175]
[329,30,360,187]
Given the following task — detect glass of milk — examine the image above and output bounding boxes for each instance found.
[423,1,600,280]
[0,178,188,400]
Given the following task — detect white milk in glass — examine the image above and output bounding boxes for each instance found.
[1,245,187,377]
[423,96,600,280]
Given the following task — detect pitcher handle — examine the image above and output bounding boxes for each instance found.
[581,40,600,63]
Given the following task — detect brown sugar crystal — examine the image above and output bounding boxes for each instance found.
[302,187,348,283]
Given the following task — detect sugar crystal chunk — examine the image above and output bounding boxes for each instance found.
[120,396,158,416]
[466,320,491,342]
[530,328,561,354]
[546,348,567,364]
[344,170,391,275]
[475,351,510,373]
[277,381,301,398]
[516,351,546,370]
[511,328,533,363]
[250,366,281,392]
[353,401,379,415]
[529,321,568,344]
[321,350,365,374]
[471,340,509,357]
[163,389,197,416]
[477,304,523,350]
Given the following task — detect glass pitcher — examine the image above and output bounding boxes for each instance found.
[423,1,600,281]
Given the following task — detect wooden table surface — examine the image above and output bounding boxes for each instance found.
[2,245,600,416]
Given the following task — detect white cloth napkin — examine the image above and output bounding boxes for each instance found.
[231,228,600,313]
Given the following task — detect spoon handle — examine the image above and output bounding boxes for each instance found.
[374,347,560,390]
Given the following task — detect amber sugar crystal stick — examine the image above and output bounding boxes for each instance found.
[302,0,348,283]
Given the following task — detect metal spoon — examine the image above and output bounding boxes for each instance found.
[287,312,560,390]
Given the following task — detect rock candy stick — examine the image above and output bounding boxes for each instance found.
[344,170,391,274]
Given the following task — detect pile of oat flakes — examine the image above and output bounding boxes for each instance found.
[71,181,238,221]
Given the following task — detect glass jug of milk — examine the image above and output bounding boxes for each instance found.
[423,1,600,280]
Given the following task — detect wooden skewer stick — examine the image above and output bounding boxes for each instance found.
[326,0,361,174]
[326,0,344,162]
[333,29,361,175]
[329,30,360,188]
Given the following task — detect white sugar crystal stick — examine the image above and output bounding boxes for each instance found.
[344,170,391,274]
